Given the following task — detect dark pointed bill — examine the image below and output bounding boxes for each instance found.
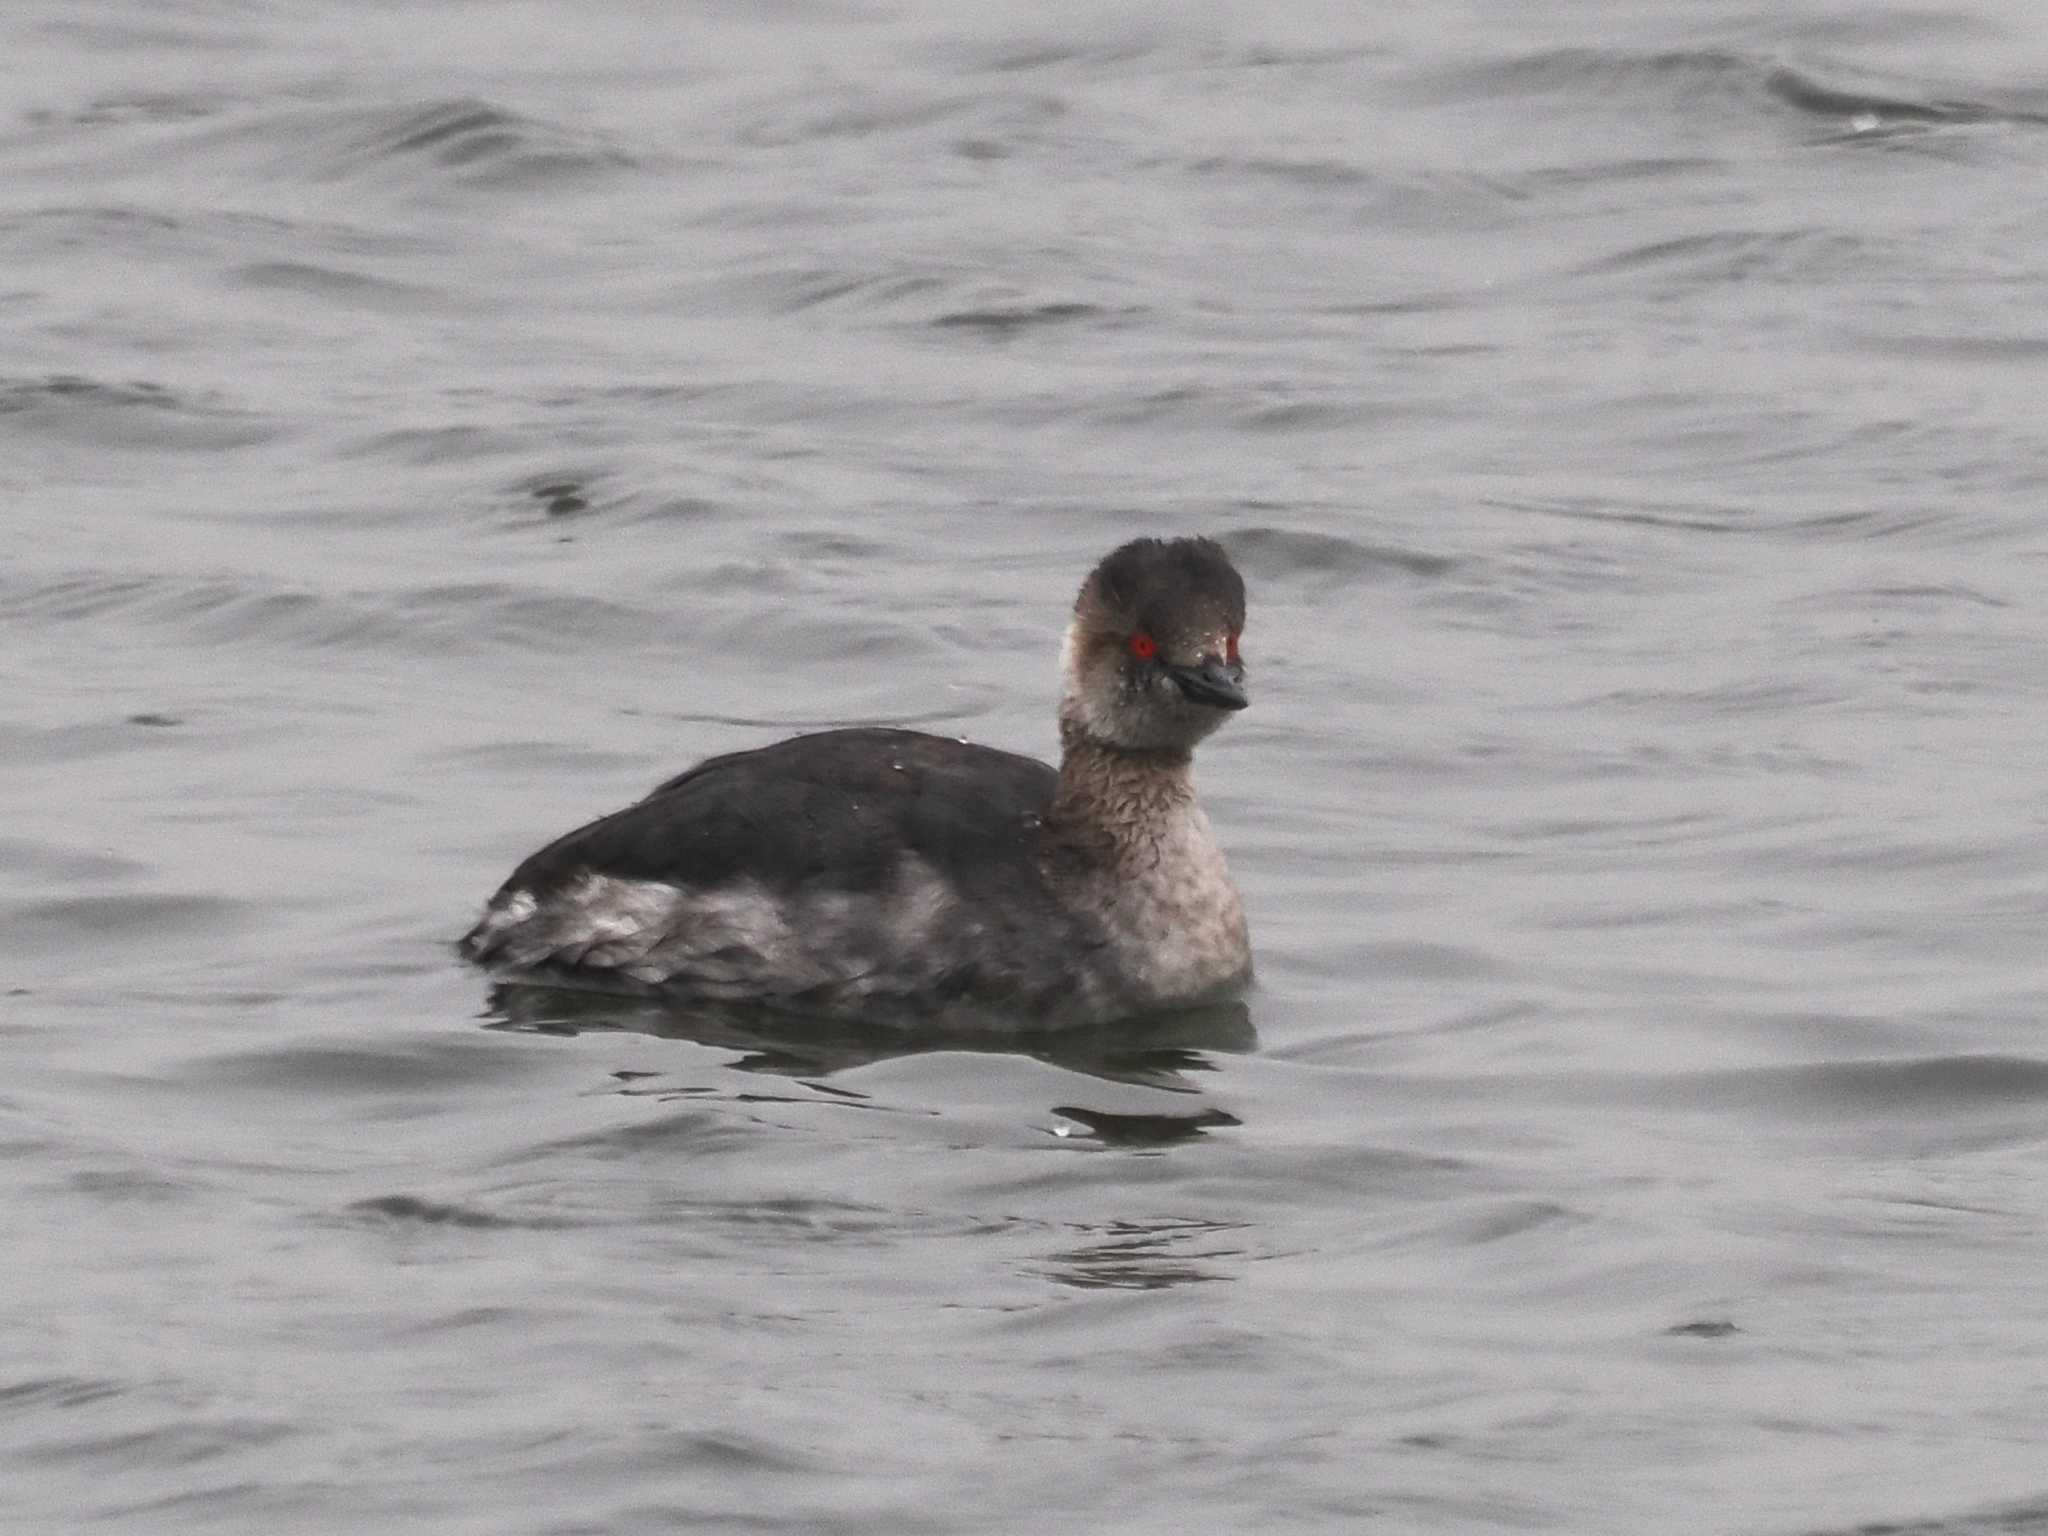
[1168,656,1248,710]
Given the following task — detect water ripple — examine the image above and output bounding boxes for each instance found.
[301,98,641,190]
[0,374,277,450]
[3,892,248,949]
[1795,1495,2048,1536]
[7,5,2048,1530]
[0,569,668,656]
[0,1376,127,1414]
[929,300,1134,339]
[1226,525,1457,584]
[181,1037,549,1095]
[350,1193,582,1230]
[1417,46,2048,138]
[734,88,1064,149]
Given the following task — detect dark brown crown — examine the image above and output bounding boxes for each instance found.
[1076,537,1245,650]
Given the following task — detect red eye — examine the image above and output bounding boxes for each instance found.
[1226,631,1241,665]
[1128,631,1158,660]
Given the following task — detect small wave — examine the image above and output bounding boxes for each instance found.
[1665,1319,1740,1339]
[1004,381,1374,437]
[0,836,150,885]
[460,467,711,535]
[1411,45,1760,106]
[359,98,638,184]
[930,301,1125,338]
[0,374,277,451]
[183,1037,546,1095]
[777,268,950,315]
[1037,1215,1248,1288]
[350,1194,576,1230]
[335,423,524,466]
[0,375,175,413]
[1507,484,1973,548]
[735,87,1063,149]
[1520,155,1724,192]
[20,1414,297,1471]
[1225,525,1455,583]
[230,259,447,314]
[0,204,424,289]
[1569,228,1886,285]
[1171,156,1529,230]
[1845,329,2048,365]
[1181,153,1379,189]
[511,474,597,519]
[1414,46,2048,138]
[26,12,251,55]
[11,94,637,202]
[0,204,182,256]
[4,893,248,948]
[930,25,1167,78]
[0,568,668,656]
[1802,582,2010,613]
[1502,491,1751,535]
[390,583,664,652]
[286,98,639,192]
[1049,1105,1240,1148]
[682,263,949,318]
[64,1166,203,1205]
[1793,1493,2048,1536]
[1451,1198,1580,1246]
[0,1376,127,1414]
[1762,64,2048,131]
[1652,1054,2048,1120]
[26,91,229,130]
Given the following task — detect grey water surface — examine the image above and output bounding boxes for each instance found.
[6,2,2048,1532]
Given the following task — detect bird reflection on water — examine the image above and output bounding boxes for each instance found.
[479,977,1255,1111]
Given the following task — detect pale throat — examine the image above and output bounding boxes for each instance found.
[1055,616,1086,709]
[1051,655,1197,839]
[1054,616,1113,746]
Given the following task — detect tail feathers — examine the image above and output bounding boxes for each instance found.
[458,876,713,985]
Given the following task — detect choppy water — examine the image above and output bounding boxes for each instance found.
[7,2,2048,1531]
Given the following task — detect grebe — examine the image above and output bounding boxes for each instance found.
[461,536,1251,1031]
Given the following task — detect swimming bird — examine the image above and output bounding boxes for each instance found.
[461,536,1251,1031]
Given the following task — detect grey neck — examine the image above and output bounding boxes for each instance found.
[1051,719,1196,840]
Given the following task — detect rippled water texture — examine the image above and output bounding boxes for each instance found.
[7,3,2048,1532]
